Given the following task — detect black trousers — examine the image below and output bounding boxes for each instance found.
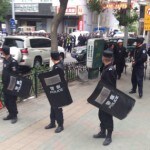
[50,107,63,126]
[3,92,18,118]
[131,67,144,94]
[116,63,125,77]
[99,109,113,131]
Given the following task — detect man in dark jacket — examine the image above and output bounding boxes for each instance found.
[1,46,19,124]
[129,37,147,98]
[114,39,127,79]
[93,50,117,146]
[45,51,64,133]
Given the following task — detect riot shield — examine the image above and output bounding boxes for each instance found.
[87,80,135,120]
[38,68,73,108]
[4,75,32,98]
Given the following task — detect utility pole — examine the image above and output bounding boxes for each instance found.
[123,0,131,48]
[12,0,15,20]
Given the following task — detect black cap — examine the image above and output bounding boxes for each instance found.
[2,46,10,55]
[136,37,144,44]
[51,51,60,60]
[103,50,113,58]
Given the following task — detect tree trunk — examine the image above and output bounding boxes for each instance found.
[51,0,68,52]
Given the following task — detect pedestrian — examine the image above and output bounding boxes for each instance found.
[129,37,147,98]
[93,50,117,146]
[45,51,64,133]
[1,46,19,124]
[113,39,127,79]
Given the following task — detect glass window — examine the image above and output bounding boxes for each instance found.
[30,39,51,48]
[3,39,24,48]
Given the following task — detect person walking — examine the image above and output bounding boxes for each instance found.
[93,50,117,146]
[129,37,147,98]
[45,52,64,133]
[114,39,127,79]
[1,46,19,124]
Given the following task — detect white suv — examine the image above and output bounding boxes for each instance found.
[2,36,65,68]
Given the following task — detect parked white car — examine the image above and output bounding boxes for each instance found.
[113,31,124,38]
[1,36,65,68]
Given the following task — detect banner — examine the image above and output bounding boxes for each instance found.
[87,80,135,120]
[38,68,73,108]
[144,5,150,31]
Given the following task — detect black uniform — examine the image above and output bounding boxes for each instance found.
[50,61,64,126]
[131,45,147,96]
[2,56,18,118]
[114,46,127,79]
[99,63,117,132]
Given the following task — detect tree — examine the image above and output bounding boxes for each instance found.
[114,7,138,27]
[88,0,106,30]
[51,0,68,51]
[0,0,10,22]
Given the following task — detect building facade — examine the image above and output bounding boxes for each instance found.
[6,0,97,33]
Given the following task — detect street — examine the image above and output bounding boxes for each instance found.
[0,63,150,150]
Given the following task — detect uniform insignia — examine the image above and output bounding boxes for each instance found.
[109,68,113,71]
[143,50,146,54]
[4,64,6,67]
[12,67,16,71]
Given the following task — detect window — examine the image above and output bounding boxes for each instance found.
[30,39,51,48]
[3,39,24,48]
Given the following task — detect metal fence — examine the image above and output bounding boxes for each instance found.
[0,62,87,107]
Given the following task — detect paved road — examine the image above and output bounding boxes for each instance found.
[0,64,150,150]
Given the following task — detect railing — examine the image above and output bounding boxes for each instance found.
[0,62,87,108]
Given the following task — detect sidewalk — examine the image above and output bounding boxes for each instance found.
[0,65,150,150]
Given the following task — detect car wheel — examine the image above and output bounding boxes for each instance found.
[34,57,42,68]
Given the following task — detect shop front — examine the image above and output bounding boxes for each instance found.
[57,6,84,34]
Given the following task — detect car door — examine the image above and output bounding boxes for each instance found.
[30,38,50,64]
[40,38,51,63]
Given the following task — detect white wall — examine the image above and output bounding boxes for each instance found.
[46,19,52,33]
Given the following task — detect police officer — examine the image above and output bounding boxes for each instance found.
[45,51,64,133]
[129,37,147,98]
[1,46,19,124]
[93,50,117,146]
[114,39,127,79]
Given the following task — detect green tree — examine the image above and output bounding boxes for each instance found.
[51,0,68,51]
[114,7,138,27]
[88,0,106,31]
[88,0,106,14]
[0,0,10,22]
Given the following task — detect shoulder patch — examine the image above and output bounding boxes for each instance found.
[143,50,146,54]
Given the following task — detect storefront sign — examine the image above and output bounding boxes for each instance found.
[57,7,77,15]
[77,6,83,15]
[106,2,129,9]
[15,3,39,12]
[144,5,150,31]
[14,0,52,3]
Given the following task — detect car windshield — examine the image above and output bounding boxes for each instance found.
[3,38,24,48]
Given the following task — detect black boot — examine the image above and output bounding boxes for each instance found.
[93,129,106,138]
[129,90,136,94]
[55,126,64,133]
[103,130,112,146]
[3,115,12,120]
[45,123,56,129]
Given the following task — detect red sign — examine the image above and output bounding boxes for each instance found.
[57,7,77,15]
[78,20,83,31]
